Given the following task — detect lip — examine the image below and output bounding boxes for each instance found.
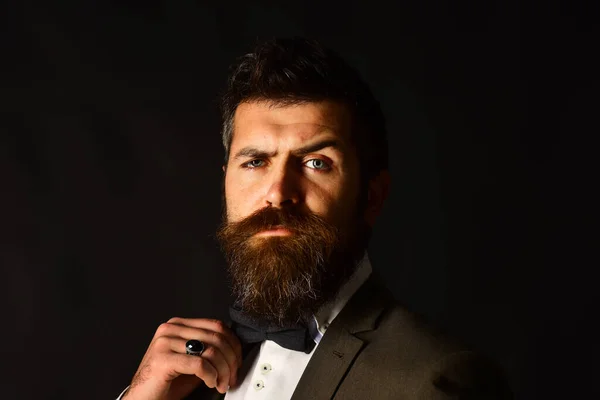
[255,226,294,236]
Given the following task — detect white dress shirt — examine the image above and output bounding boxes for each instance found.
[117,253,372,400]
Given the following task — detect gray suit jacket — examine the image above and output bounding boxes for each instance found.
[189,274,513,399]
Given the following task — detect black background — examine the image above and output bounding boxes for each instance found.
[2,1,597,399]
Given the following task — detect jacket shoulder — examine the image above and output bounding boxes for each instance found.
[358,298,467,367]
[334,285,512,399]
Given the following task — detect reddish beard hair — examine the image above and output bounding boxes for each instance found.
[216,206,366,326]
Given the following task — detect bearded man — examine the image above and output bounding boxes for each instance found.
[118,37,512,400]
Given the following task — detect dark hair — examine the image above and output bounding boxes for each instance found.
[220,37,388,184]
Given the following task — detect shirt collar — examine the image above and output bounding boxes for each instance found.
[309,252,373,344]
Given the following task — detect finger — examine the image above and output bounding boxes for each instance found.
[155,323,240,385]
[163,351,219,391]
[161,337,232,393]
[154,323,240,385]
[167,318,243,363]
[192,343,232,393]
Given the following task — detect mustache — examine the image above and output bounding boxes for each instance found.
[222,206,335,238]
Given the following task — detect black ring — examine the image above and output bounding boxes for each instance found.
[185,339,205,356]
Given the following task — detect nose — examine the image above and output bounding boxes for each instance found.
[265,161,301,208]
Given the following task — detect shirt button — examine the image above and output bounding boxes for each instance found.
[254,380,265,390]
[260,363,273,374]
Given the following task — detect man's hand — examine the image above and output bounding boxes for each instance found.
[123,318,243,400]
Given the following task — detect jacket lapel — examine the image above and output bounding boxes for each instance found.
[290,274,391,400]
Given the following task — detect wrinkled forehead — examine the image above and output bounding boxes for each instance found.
[230,100,354,149]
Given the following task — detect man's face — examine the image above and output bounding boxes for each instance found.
[217,100,367,326]
[224,100,361,230]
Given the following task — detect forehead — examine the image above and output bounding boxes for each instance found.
[231,100,353,147]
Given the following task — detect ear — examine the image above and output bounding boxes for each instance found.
[222,165,227,173]
[364,170,391,227]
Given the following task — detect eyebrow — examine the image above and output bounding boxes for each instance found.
[232,139,341,160]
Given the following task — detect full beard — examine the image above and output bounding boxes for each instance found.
[216,206,367,327]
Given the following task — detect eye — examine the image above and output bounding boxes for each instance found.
[305,159,331,171]
[243,159,266,168]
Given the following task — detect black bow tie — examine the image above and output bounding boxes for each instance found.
[229,306,316,354]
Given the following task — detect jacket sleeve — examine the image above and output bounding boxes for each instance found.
[418,351,514,400]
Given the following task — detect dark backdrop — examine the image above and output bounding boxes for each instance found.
[2,1,597,399]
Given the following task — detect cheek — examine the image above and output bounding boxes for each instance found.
[224,174,261,221]
[224,175,243,221]
[305,177,358,222]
